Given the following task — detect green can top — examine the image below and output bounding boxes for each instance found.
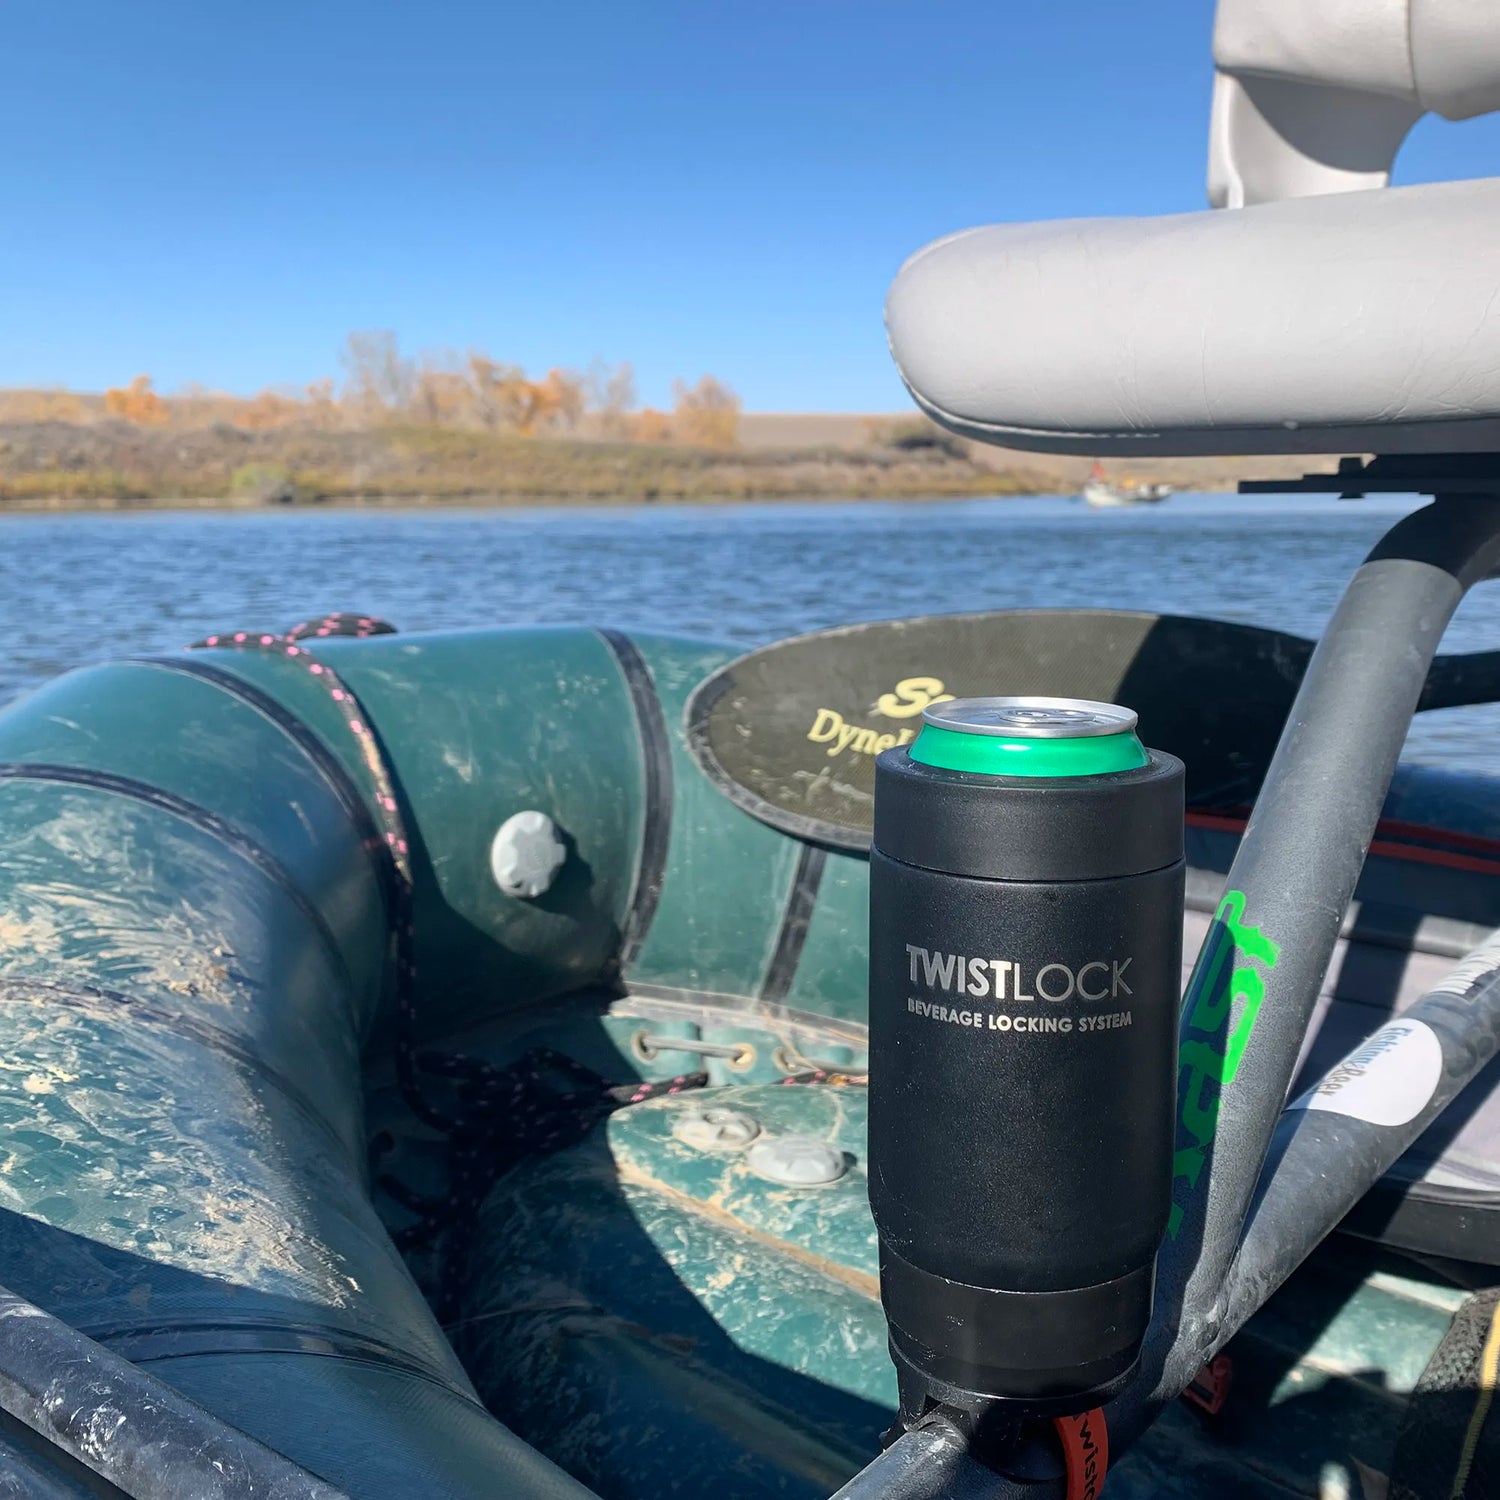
[908,696,1149,778]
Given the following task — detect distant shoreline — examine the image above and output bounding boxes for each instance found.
[0,413,1309,512]
[0,416,1054,509]
[0,489,1070,516]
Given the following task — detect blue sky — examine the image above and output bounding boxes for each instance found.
[2,2,1497,411]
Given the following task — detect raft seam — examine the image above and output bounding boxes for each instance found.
[759,844,828,1010]
[597,630,673,968]
[125,655,395,914]
[90,1320,483,1408]
[0,764,361,1036]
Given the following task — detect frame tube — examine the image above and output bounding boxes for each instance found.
[1143,496,1500,1405]
[830,1424,1016,1500]
[833,496,1500,1497]
[0,1284,347,1498]
[1216,932,1500,1353]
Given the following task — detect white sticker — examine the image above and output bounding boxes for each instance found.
[1289,1020,1443,1127]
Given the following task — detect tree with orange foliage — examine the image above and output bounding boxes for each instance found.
[632,408,674,444]
[103,375,170,427]
[491,366,548,433]
[238,388,308,431]
[63,342,741,450]
[467,354,525,430]
[465,356,585,436]
[671,374,740,448]
[412,361,475,426]
[535,368,585,435]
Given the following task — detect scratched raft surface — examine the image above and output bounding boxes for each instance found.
[460,1083,1473,1498]
[0,623,1496,1495]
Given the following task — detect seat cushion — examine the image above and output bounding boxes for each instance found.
[886,176,1500,457]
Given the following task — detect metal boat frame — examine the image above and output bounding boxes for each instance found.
[838,463,1500,1496]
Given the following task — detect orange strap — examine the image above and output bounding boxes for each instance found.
[1054,1408,1109,1500]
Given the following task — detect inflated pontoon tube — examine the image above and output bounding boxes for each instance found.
[0,653,596,1498]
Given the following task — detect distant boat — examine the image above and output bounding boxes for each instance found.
[1080,459,1172,507]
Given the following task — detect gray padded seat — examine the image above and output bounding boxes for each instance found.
[886,175,1500,457]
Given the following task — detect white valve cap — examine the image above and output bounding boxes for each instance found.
[490,810,567,899]
[746,1134,847,1187]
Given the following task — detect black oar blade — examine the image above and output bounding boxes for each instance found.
[686,609,1316,850]
[687,608,1500,851]
[1422,650,1500,713]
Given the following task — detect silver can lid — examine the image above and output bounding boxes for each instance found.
[922,695,1139,739]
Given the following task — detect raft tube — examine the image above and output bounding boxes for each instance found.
[0,622,883,1494]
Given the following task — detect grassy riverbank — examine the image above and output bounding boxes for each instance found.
[0,415,1320,511]
[0,418,1058,508]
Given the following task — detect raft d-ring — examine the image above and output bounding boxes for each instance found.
[725,1041,756,1072]
[632,1031,755,1070]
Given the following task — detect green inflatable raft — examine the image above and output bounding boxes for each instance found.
[1,611,1499,1498]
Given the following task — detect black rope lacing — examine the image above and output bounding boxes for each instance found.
[382,1046,705,1320]
[778,1068,867,1087]
[190,612,451,1130]
[189,612,708,1313]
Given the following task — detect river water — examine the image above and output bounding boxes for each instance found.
[3,492,1499,773]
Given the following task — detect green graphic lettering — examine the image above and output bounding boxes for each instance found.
[1167,889,1281,1239]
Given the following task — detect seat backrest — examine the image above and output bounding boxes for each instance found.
[1211,0,1500,206]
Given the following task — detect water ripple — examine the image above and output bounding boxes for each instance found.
[2,493,1495,773]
